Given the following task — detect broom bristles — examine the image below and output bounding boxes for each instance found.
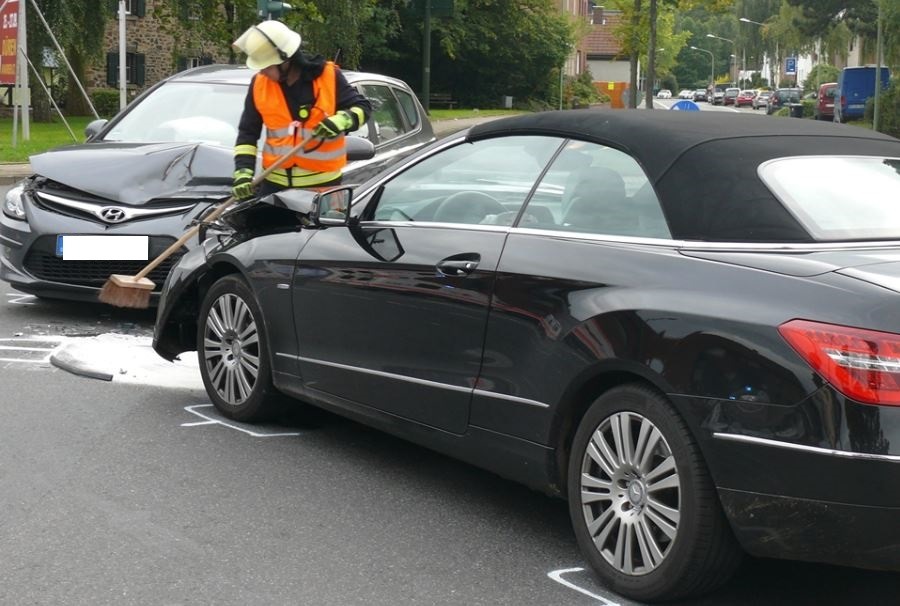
[98,274,155,309]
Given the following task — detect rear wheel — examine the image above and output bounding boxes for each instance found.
[197,275,285,422]
[567,384,742,602]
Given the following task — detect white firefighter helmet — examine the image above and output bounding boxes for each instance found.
[233,20,302,70]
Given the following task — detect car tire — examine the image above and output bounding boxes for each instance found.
[197,275,286,422]
[567,383,742,602]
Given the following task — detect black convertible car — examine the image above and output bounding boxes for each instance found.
[153,110,900,602]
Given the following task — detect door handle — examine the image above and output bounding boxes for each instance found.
[437,254,481,276]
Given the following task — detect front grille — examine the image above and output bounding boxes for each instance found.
[23,235,185,291]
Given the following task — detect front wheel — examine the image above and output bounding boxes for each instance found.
[197,275,285,422]
[567,384,742,602]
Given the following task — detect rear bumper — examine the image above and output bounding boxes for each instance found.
[720,488,900,571]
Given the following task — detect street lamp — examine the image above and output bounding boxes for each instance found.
[690,46,714,91]
[707,33,737,87]
[739,17,765,26]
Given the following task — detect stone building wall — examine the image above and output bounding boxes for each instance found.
[86,1,231,98]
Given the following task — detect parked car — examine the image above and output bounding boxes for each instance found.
[710,87,725,105]
[752,90,773,110]
[723,87,740,106]
[0,65,434,304]
[766,87,802,115]
[692,89,708,102]
[835,66,892,123]
[735,89,757,107]
[678,89,694,99]
[656,89,672,99]
[815,82,838,120]
[154,110,900,603]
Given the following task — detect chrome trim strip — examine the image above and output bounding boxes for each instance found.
[296,356,472,393]
[473,388,549,408]
[713,432,900,462]
[36,192,196,222]
[276,353,550,408]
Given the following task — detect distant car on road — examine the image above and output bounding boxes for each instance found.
[735,89,756,107]
[723,87,740,106]
[657,89,672,99]
[766,87,802,115]
[710,88,725,105]
[692,89,708,102]
[752,90,773,110]
[815,82,838,121]
[678,89,694,99]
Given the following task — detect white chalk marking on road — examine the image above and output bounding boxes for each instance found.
[5,293,36,305]
[0,337,66,364]
[182,404,301,437]
[547,568,623,605]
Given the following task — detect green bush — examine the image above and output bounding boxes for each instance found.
[90,89,120,119]
[864,79,900,138]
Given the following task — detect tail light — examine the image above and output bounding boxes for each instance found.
[779,319,900,406]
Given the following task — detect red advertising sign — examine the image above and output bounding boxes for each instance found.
[0,0,18,85]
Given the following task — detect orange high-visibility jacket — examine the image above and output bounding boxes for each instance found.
[252,61,346,173]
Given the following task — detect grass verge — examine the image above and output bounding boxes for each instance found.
[2,116,97,163]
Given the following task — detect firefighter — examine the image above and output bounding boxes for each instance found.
[230,20,372,200]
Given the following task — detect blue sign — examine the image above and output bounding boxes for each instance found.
[785,56,797,75]
[670,100,700,111]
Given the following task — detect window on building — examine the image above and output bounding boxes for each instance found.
[106,52,146,86]
[111,0,146,17]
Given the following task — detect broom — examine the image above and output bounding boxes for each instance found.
[98,134,315,309]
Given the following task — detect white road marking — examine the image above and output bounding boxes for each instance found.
[547,568,623,605]
[0,337,66,364]
[181,404,301,438]
[5,293,36,305]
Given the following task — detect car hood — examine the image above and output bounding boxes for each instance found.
[29,142,232,205]
[682,248,900,288]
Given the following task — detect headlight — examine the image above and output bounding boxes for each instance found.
[3,183,27,221]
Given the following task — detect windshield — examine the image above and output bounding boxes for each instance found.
[760,156,900,241]
[103,81,248,148]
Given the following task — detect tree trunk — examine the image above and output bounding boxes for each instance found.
[629,0,641,108]
[645,0,657,109]
[64,48,92,117]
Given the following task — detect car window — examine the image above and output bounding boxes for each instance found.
[361,84,410,144]
[394,88,421,129]
[104,81,246,147]
[368,136,563,225]
[526,140,670,238]
[760,156,900,241]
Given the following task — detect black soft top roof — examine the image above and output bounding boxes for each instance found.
[468,110,900,243]
[468,109,899,183]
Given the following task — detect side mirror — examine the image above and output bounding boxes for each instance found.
[84,119,109,141]
[346,136,375,161]
[315,186,354,226]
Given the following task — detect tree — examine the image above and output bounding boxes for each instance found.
[25,0,110,120]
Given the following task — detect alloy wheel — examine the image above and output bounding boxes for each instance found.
[579,411,681,576]
[202,292,260,406]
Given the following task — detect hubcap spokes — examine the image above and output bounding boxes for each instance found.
[203,293,260,406]
[580,411,681,576]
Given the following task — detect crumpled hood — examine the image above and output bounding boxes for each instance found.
[29,142,233,205]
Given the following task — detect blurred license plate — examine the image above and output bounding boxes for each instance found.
[56,235,149,261]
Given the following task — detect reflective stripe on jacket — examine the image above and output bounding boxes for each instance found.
[252,61,346,174]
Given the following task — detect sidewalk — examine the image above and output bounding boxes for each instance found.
[0,116,505,186]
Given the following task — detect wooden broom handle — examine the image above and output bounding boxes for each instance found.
[132,134,316,281]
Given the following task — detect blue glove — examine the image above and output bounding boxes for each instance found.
[232,168,254,200]
[313,110,354,139]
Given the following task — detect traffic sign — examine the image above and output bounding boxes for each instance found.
[670,100,700,111]
[785,57,797,75]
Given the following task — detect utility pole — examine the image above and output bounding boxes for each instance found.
[14,0,29,143]
[874,0,883,131]
[422,0,431,113]
[118,0,126,111]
